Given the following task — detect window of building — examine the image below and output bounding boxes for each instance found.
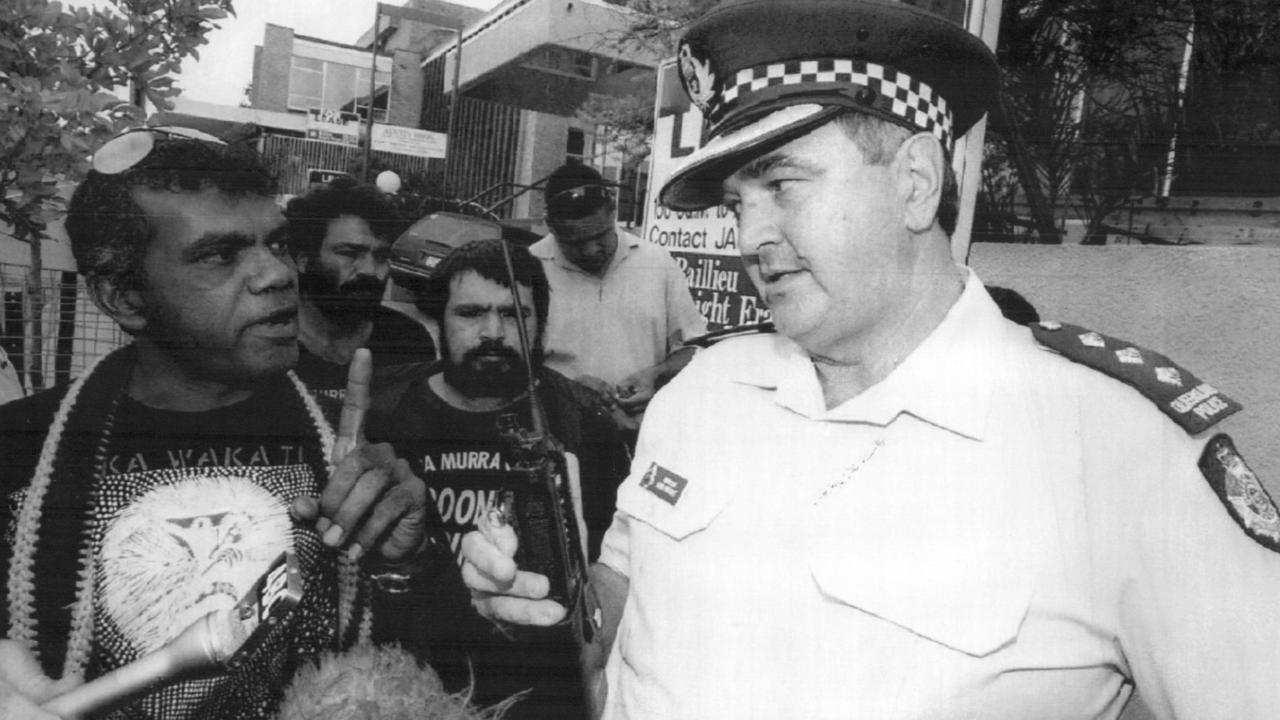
[288,56,390,122]
[566,127,588,165]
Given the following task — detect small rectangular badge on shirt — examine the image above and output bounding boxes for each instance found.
[640,462,688,506]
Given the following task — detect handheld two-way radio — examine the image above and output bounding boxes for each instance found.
[491,235,590,639]
[390,209,592,638]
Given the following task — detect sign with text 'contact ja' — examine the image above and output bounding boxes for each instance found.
[644,60,768,333]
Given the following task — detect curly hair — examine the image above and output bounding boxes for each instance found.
[65,138,278,293]
[283,178,401,262]
[420,238,550,337]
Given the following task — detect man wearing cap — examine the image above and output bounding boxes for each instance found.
[532,164,706,430]
[461,1,1280,718]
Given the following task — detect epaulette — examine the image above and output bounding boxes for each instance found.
[1031,321,1241,435]
[1034,322,1280,554]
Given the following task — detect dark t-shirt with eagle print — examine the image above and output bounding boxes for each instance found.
[0,378,348,720]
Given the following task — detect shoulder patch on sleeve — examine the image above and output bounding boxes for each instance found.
[1199,434,1280,553]
[1031,321,1241,435]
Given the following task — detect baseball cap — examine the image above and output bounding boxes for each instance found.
[544,164,616,220]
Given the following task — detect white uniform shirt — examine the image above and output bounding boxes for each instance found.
[531,228,707,387]
[598,271,1280,720]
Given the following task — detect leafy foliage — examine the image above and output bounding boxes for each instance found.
[2,0,233,390]
[601,0,717,58]
[1177,0,1280,192]
[987,0,1191,243]
[574,0,717,164]
[0,0,234,244]
[577,89,655,167]
[987,0,1280,244]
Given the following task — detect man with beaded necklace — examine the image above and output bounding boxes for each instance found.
[0,129,439,718]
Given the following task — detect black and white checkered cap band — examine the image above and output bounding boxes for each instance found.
[716,59,954,151]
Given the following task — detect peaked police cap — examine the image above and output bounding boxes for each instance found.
[659,0,1000,210]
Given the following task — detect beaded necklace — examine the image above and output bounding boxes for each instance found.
[5,348,368,680]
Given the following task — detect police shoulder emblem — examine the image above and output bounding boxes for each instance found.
[677,41,717,115]
[1032,321,1241,435]
[639,462,689,506]
[1199,434,1280,553]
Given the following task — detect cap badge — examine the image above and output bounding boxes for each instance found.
[677,41,717,116]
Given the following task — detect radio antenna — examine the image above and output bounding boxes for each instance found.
[496,234,549,440]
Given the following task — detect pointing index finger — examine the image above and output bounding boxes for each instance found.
[332,347,372,463]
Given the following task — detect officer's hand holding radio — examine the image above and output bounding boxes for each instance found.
[460,510,568,627]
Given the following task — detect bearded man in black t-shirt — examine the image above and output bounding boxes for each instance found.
[368,239,630,720]
[285,178,436,417]
[0,129,439,720]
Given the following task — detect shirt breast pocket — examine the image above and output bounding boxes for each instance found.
[804,459,1037,659]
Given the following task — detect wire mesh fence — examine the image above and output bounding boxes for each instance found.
[0,262,126,396]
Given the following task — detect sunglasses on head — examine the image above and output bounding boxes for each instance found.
[546,184,614,219]
[91,126,226,175]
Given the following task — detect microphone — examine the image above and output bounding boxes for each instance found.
[43,551,303,720]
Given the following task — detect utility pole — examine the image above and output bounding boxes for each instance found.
[952,0,1007,263]
[366,2,466,183]
[362,4,383,182]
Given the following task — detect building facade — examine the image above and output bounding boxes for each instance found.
[238,0,659,224]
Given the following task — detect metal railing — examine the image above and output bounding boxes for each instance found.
[0,263,125,394]
[440,98,523,217]
[260,135,438,197]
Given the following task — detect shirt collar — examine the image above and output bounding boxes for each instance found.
[730,270,1003,439]
[533,225,637,275]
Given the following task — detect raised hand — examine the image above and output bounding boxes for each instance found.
[292,349,431,565]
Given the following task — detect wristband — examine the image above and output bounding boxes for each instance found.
[369,569,415,595]
[367,532,442,594]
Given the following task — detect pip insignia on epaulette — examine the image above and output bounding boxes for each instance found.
[1031,321,1241,435]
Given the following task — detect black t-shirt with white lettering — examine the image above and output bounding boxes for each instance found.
[0,378,346,720]
[368,362,630,720]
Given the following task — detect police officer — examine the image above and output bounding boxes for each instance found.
[461,1,1280,718]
